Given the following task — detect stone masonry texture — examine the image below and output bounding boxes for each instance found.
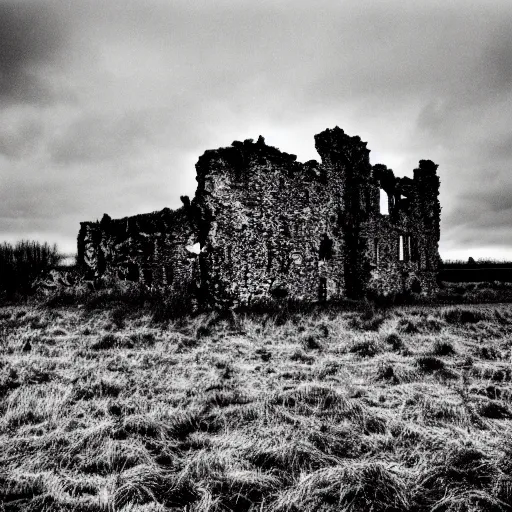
[77,127,441,308]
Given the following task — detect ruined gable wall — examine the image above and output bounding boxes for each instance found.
[194,128,375,307]
[363,160,441,296]
[77,206,198,292]
[194,138,324,307]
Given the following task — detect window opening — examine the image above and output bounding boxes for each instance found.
[374,238,380,265]
[143,267,153,286]
[410,236,419,262]
[379,189,389,215]
[126,263,139,281]
[185,242,201,254]
[399,235,404,261]
[166,265,173,286]
[319,234,334,261]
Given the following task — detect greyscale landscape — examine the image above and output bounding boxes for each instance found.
[3,1,512,511]
[3,277,512,511]
[3,125,512,512]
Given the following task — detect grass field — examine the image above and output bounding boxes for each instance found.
[2,300,512,511]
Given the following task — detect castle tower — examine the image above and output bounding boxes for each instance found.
[413,159,441,275]
[314,127,374,298]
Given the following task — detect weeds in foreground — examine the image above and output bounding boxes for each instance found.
[385,332,404,351]
[443,307,490,325]
[432,340,456,356]
[415,355,445,372]
[1,302,512,510]
[349,338,381,357]
[274,462,410,511]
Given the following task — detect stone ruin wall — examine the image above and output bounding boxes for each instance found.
[77,206,199,296]
[363,160,441,297]
[77,126,441,307]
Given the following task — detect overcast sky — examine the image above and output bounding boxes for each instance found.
[1,0,512,260]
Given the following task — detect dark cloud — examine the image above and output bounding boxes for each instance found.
[1,0,512,258]
[0,2,64,104]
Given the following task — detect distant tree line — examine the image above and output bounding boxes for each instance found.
[440,257,512,283]
[0,240,62,297]
[442,258,512,269]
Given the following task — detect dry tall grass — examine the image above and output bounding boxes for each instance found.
[1,303,512,511]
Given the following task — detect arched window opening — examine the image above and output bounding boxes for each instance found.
[380,189,389,215]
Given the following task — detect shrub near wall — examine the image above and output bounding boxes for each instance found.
[0,241,62,298]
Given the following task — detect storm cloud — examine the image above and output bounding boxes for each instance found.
[1,0,512,259]
[0,1,66,104]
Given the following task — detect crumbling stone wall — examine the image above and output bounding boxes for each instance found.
[363,160,441,296]
[195,129,374,306]
[77,126,441,306]
[77,206,199,295]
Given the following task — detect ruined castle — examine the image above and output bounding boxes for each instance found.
[77,127,441,307]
